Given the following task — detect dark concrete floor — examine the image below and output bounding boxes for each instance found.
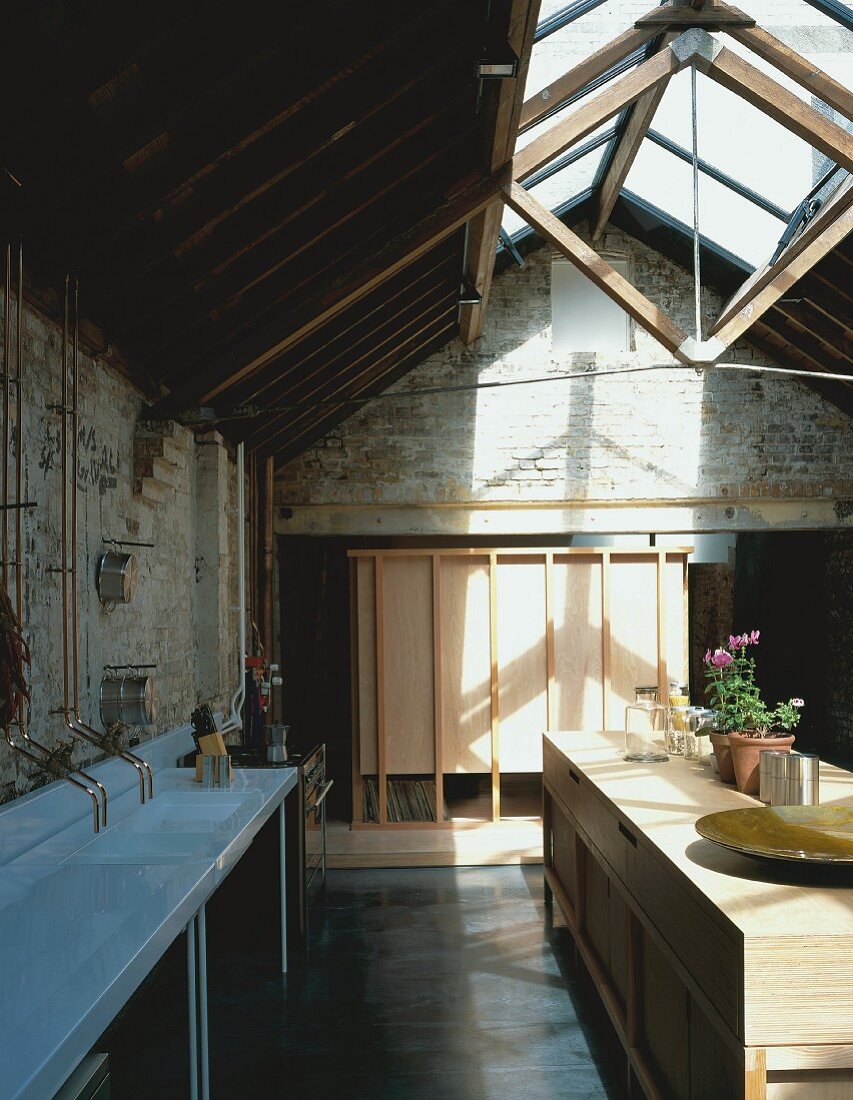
[101,865,625,1099]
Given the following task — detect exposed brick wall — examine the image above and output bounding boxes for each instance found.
[0,297,240,806]
[688,563,735,703]
[277,224,853,513]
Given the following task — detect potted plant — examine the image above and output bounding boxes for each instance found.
[703,630,804,795]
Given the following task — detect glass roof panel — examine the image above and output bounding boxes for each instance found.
[624,141,786,268]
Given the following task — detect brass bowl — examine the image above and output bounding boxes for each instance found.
[695,805,853,864]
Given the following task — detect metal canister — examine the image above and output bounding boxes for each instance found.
[202,755,215,790]
[784,753,820,806]
[759,750,789,804]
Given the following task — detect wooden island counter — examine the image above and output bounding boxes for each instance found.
[543,731,853,1100]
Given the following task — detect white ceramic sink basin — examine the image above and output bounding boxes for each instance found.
[64,788,262,864]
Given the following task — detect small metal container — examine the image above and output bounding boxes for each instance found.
[202,756,215,790]
[96,551,138,605]
[99,675,158,727]
[759,750,789,804]
[785,753,820,806]
[217,754,232,790]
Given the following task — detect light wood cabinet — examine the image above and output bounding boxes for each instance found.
[349,548,689,826]
[543,731,853,1100]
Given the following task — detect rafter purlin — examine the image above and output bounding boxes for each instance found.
[503,181,691,357]
[149,166,510,415]
[710,176,853,346]
[459,0,541,346]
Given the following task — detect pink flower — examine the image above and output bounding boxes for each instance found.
[710,648,733,668]
[728,634,740,649]
[791,698,804,708]
[750,630,760,645]
[704,649,712,663]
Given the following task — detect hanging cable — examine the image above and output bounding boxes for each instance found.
[690,61,702,343]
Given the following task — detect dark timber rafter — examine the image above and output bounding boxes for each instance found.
[458,0,541,346]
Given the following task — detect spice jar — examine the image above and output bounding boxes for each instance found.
[625,686,669,763]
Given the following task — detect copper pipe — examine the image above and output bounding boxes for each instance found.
[65,278,152,800]
[0,251,103,831]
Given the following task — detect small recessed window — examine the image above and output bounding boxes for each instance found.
[551,256,632,353]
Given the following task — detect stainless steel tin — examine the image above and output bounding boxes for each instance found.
[96,551,138,604]
[759,750,789,804]
[99,675,157,726]
[202,756,215,790]
[217,754,231,790]
[784,753,820,806]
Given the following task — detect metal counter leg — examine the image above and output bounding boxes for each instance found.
[198,904,210,1100]
[286,796,292,976]
[187,918,198,1100]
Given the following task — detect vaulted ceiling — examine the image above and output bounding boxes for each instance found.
[3,0,850,466]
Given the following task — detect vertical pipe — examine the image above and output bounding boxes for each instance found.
[2,244,9,592]
[70,278,80,722]
[260,456,274,666]
[690,61,702,343]
[61,277,71,724]
[14,241,23,730]
[226,443,246,730]
[187,918,198,1100]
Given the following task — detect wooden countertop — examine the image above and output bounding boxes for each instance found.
[544,730,853,939]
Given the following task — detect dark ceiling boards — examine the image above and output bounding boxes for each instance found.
[4,0,851,465]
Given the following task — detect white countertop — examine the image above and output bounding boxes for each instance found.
[0,732,296,1100]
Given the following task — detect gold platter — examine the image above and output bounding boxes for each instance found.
[695,805,853,864]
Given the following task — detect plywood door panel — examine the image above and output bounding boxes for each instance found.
[552,802,577,909]
[497,556,548,773]
[357,556,378,775]
[552,554,604,730]
[641,925,691,1100]
[665,554,688,688]
[608,555,660,724]
[440,556,493,774]
[383,556,435,775]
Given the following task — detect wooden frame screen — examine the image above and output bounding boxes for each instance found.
[349,547,690,827]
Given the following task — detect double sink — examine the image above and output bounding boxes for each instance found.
[65,787,264,866]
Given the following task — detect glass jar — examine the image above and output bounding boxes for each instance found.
[667,705,691,756]
[625,686,669,762]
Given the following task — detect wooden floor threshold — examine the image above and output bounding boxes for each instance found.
[327,818,544,868]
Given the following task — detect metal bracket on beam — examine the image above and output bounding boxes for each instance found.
[669,28,724,72]
[677,335,727,363]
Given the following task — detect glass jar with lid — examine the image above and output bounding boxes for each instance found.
[625,685,669,762]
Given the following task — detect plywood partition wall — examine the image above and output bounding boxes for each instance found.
[349,547,690,827]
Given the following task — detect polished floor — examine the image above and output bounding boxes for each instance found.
[101,864,624,1099]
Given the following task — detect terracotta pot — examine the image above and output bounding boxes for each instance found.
[728,732,795,796]
[709,732,735,784]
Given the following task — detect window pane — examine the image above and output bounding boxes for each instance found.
[501,142,609,237]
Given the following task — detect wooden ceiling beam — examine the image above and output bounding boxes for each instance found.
[266,320,458,467]
[766,309,851,371]
[459,0,542,346]
[513,44,685,182]
[747,324,853,417]
[81,8,466,292]
[771,299,853,361]
[706,47,853,175]
[238,279,459,421]
[102,101,468,336]
[503,181,690,355]
[139,135,474,377]
[519,23,656,133]
[148,166,510,415]
[245,304,457,455]
[636,3,754,28]
[711,177,853,345]
[225,248,460,409]
[725,21,853,119]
